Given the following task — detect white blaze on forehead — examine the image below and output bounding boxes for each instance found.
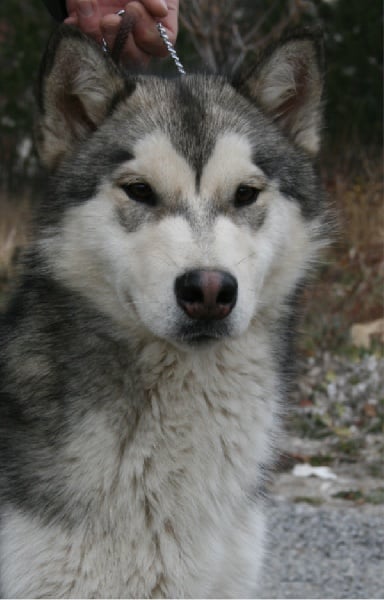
[118,130,196,197]
[200,133,266,197]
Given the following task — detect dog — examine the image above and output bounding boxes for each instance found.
[0,24,328,598]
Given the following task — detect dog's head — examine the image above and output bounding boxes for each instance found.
[36,26,327,346]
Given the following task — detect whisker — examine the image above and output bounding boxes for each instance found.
[235,252,257,266]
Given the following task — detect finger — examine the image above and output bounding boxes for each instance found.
[65,0,127,23]
[101,4,167,59]
[64,16,78,25]
[69,0,126,19]
[101,13,151,66]
[162,0,179,42]
[130,0,179,48]
[157,2,178,46]
[125,0,168,18]
[121,2,171,57]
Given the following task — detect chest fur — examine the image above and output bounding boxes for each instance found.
[63,339,278,509]
[1,337,280,598]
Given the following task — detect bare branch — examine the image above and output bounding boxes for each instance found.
[179,0,315,73]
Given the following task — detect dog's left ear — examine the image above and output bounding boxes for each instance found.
[36,26,131,170]
[236,30,324,155]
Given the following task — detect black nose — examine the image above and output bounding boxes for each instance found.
[175,269,238,320]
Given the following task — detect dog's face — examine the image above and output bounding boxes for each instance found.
[36,27,326,346]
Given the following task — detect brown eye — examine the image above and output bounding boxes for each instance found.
[234,185,260,208]
[121,183,157,206]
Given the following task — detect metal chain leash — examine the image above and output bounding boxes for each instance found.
[156,22,186,75]
[102,8,125,55]
[102,10,186,76]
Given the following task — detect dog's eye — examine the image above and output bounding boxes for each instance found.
[234,186,260,208]
[121,183,157,206]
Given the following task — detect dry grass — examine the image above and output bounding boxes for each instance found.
[325,152,383,251]
[0,192,32,308]
[300,151,383,354]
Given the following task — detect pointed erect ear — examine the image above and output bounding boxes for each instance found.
[237,30,324,155]
[35,26,132,170]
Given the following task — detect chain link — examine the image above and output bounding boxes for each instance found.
[157,22,186,75]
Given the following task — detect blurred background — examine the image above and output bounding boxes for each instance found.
[0,0,383,503]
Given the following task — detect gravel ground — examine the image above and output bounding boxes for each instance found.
[257,349,384,599]
[259,500,384,599]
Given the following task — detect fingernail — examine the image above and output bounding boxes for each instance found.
[159,0,168,13]
[79,1,94,17]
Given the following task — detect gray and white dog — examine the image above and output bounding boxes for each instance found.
[0,25,328,598]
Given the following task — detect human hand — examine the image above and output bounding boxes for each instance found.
[64,0,179,65]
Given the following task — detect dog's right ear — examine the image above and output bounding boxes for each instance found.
[36,26,131,170]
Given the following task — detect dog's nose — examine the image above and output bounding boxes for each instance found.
[175,269,238,320]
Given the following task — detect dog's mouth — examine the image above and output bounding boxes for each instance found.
[176,321,231,345]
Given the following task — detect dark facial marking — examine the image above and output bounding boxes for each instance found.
[106,80,137,117]
[115,202,148,234]
[168,80,217,188]
[252,147,322,219]
[104,149,135,167]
